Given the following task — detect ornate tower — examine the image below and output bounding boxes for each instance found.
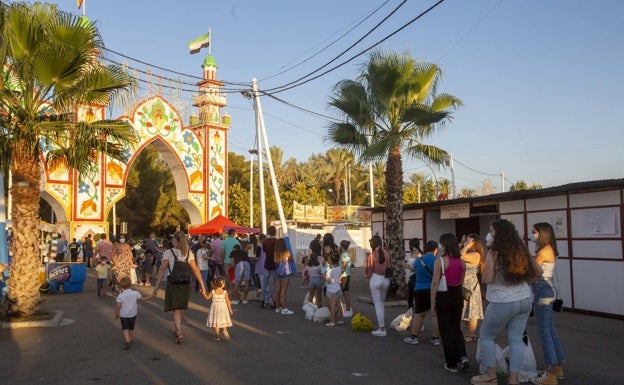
[191,54,231,219]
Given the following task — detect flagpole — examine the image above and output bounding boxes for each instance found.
[82,0,86,17]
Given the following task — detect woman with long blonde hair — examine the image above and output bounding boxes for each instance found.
[274,238,294,315]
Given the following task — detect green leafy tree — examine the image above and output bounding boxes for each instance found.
[406,172,436,203]
[227,183,251,226]
[509,180,543,191]
[327,49,461,295]
[0,3,137,316]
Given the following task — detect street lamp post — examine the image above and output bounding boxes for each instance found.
[328,189,338,206]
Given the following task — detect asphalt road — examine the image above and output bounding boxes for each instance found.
[1,267,623,385]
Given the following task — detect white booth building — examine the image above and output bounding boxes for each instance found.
[370,179,624,318]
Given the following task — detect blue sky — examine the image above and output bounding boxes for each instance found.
[49,0,623,192]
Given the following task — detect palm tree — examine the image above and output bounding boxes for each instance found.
[325,148,354,205]
[327,49,461,295]
[0,3,137,316]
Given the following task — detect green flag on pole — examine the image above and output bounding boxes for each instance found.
[188,32,210,54]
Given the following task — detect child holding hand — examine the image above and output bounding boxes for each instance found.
[115,276,154,350]
[203,276,233,341]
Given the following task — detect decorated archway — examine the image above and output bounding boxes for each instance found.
[39,55,230,239]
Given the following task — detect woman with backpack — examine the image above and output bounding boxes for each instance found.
[153,231,207,344]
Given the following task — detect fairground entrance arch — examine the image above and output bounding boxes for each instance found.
[39,56,230,240]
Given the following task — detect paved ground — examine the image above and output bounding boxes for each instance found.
[1,267,623,385]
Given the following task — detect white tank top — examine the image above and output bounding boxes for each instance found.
[540,261,555,279]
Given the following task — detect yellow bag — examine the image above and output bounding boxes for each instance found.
[351,312,373,332]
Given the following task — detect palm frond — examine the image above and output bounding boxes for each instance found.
[405,142,449,168]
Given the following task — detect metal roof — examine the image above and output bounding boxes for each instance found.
[369,178,624,213]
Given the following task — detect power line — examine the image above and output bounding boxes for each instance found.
[261,91,340,122]
[259,0,391,82]
[263,0,408,93]
[453,157,500,177]
[436,0,504,62]
[102,46,249,87]
[266,0,447,95]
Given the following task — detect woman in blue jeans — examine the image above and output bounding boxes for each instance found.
[529,222,566,385]
[471,219,541,385]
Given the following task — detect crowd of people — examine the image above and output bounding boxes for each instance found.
[394,219,566,385]
[94,219,567,385]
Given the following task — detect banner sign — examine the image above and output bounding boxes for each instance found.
[440,203,470,219]
[48,263,71,282]
[293,201,326,221]
[328,206,371,224]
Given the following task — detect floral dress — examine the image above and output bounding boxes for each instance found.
[462,264,483,321]
[206,290,232,328]
[111,244,133,282]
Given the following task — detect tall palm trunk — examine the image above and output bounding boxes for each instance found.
[385,144,405,295]
[8,148,42,316]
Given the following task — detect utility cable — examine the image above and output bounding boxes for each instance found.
[263,0,408,93]
[265,0,446,95]
[259,0,391,82]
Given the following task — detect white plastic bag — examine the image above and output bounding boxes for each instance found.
[476,339,509,377]
[302,301,318,321]
[312,306,330,323]
[390,308,413,331]
[502,333,538,383]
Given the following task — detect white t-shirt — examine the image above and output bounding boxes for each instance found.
[326,266,342,295]
[196,248,210,271]
[162,248,195,270]
[116,289,142,318]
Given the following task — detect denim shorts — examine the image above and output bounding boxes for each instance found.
[308,276,322,288]
[235,261,250,281]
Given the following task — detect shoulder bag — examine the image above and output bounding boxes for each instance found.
[437,256,448,292]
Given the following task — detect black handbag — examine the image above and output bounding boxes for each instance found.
[552,259,563,312]
[552,298,563,312]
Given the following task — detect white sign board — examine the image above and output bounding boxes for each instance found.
[440,203,470,219]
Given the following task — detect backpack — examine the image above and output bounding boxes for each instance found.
[168,249,192,285]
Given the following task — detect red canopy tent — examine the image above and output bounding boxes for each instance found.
[188,214,259,235]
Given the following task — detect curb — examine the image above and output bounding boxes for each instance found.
[0,310,64,329]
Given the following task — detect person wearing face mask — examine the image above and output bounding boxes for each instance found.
[459,234,485,342]
[471,219,542,385]
[529,223,566,385]
[111,233,134,294]
[431,233,469,373]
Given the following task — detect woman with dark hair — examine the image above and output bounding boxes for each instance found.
[460,234,485,342]
[530,222,566,384]
[322,233,338,259]
[153,231,206,344]
[405,238,423,310]
[471,219,540,385]
[365,234,391,337]
[431,233,468,373]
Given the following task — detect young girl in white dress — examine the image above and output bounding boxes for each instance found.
[203,276,233,341]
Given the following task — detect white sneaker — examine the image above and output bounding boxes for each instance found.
[242,300,248,304]
[138,282,145,286]
[403,336,420,345]
[343,310,354,318]
[371,329,387,337]
[275,307,282,314]
[281,308,294,315]
[231,300,240,305]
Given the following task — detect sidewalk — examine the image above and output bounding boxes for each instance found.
[0,267,623,385]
